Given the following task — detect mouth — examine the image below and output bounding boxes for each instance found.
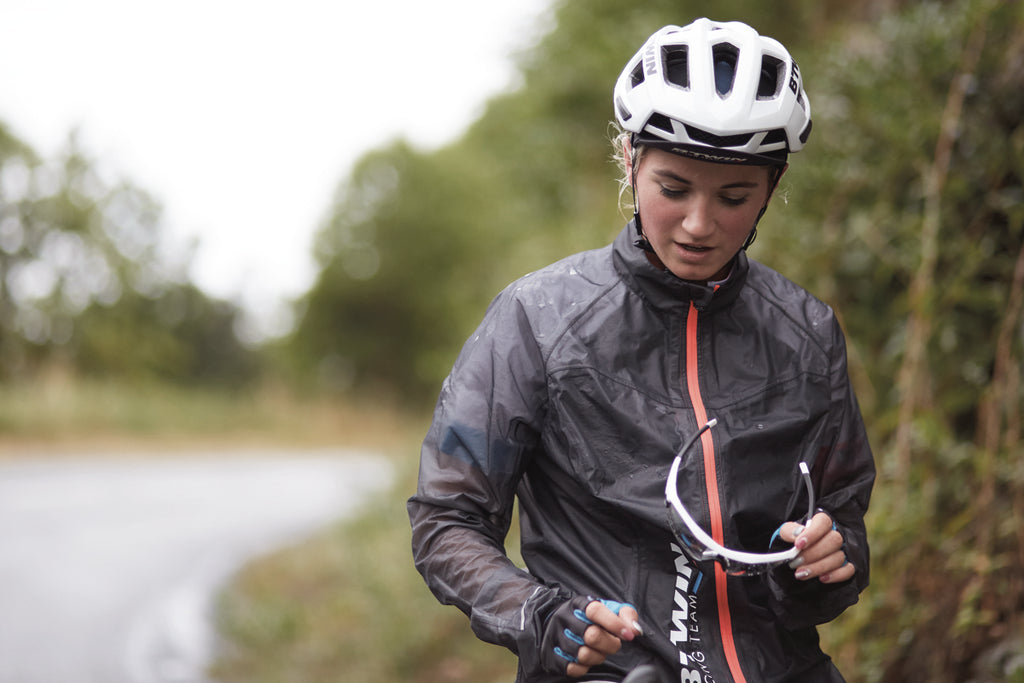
[677,243,713,253]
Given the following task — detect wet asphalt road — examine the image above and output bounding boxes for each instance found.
[0,450,391,683]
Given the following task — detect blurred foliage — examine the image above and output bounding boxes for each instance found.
[0,127,260,388]
[283,0,1024,681]
[768,2,1024,681]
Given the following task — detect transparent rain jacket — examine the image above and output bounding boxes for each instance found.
[408,223,875,683]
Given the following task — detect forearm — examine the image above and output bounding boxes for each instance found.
[408,498,564,651]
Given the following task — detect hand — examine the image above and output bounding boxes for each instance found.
[777,511,854,584]
[541,596,644,678]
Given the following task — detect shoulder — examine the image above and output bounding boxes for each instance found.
[742,259,841,351]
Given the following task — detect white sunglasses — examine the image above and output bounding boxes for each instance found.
[665,419,815,576]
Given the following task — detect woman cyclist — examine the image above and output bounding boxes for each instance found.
[409,18,875,683]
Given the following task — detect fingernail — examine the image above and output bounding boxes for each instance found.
[795,536,808,550]
[632,620,644,636]
[788,557,804,569]
[795,569,811,580]
[820,573,832,583]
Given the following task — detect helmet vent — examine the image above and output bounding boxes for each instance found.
[711,44,738,95]
[616,97,633,122]
[663,45,689,89]
[629,61,645,89]
[799,119,813,144]
[646,113,677,135]
[762,129,787,146]
[684,124,753,149]
[758,55,784,99]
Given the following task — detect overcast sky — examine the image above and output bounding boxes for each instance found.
[0,0,553,337]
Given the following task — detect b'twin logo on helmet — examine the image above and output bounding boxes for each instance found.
[643,43,659,77]
[789,62,802,95]
[669,542,718,683]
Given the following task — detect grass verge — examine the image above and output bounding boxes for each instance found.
[210,452,518,683]
[0,376,412,455]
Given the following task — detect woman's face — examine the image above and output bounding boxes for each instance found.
[627,146,774,283]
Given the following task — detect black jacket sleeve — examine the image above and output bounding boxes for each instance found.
[767,315,875,629]
[407,288,568,666]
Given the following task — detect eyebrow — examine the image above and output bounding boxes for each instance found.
[652,169,760,190]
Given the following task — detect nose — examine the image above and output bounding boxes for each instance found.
[681,196,715,239]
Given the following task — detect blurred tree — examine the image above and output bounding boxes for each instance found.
[0,127,259,388]
[755,1,1024,680]
[289,141,512,402]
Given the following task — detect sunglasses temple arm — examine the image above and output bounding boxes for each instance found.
[798,461,816,524]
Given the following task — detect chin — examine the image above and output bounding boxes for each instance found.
[668,266,715,283]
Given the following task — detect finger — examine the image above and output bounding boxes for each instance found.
[577,641,617,669]
[581,624,623,658]
[794,512,834,550]
[616,603,644,638]
[566,660,590,678]
[793,528,844,565]
[820,557,857,584]
[585,601,640,641]
[568,637,618,676]
[777,521,805,545]
[795,549,854,582]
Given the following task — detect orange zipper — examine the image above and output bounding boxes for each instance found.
[685,301,747,683]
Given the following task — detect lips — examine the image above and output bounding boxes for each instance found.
[677,242,713,253]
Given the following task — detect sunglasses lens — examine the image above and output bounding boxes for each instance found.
[666,508,704,564]
[666,494,793,577]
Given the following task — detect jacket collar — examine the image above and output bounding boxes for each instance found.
[611,221,748,313]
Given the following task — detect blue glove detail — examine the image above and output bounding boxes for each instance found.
[554,646,578,664]
[599,599,634,616]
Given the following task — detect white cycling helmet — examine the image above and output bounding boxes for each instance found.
[614,18,812,165]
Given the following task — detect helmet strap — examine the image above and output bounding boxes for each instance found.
[743,164,787,251]
[743,211,764,250]
[633,207,655,253]
[629,137,656,253]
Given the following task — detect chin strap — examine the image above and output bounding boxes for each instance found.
[742,209,765,250]
[633,211,655,253]
[630,138,656,253]
[741,164,787,251]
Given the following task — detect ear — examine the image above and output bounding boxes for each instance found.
[765,164,788,203]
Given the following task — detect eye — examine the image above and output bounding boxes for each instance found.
[659,185,687,198]
[720,194,750,207]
